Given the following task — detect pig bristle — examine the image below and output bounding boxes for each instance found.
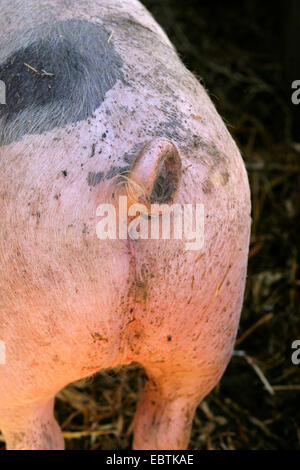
[114,172,148,205]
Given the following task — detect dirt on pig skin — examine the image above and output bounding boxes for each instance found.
[0,0,250,450]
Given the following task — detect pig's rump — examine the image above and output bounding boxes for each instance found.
[0,0,251,450]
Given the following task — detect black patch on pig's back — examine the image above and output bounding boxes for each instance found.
[0,19,124,145]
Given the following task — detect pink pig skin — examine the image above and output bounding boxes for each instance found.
[0,0,251,450]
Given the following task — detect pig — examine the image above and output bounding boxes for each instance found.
[0,0,251,450]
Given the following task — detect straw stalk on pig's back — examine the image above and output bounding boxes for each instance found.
[0,0,251,450]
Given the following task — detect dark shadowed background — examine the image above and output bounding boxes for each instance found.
[1,0,299,450]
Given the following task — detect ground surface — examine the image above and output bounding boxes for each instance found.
[1,0,299,450]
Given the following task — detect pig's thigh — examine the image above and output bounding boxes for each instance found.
[0,398,64,450]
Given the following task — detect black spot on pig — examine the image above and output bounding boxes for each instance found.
[155,119,184,144]
[152,103,185,144]
[122,143,147,165]
[87,171,105,187]
[0,19,124,146]
[105,165,131,180]
[87,165,132,187]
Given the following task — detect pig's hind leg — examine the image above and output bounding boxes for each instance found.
[0,397,64,450]
[133,364,220,450]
